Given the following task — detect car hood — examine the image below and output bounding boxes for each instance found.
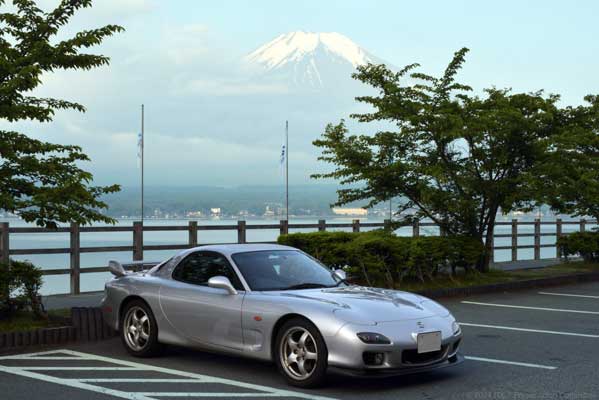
[267,286,442,323]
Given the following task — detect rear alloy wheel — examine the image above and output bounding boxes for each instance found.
[275,318,328,388]
[120,300,162,357]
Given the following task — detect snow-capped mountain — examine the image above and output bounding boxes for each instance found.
[244,31,386,90]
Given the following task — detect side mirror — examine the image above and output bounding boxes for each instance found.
[109,260,127,277]
[208,276,238,295]
[333,269,347,281]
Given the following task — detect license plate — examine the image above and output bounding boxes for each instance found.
[417,331,441,354]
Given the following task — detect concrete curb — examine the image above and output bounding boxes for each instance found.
[0,307,116,353]
[417,271,599,299]
[71,307,117,341]
[0,326,76,350]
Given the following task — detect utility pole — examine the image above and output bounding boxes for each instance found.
[285,120,289,222]
[141,104,144,223]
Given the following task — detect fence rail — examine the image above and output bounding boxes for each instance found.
[0,218,596,295]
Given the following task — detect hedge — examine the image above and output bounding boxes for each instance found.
[278,230,485,288]
[557,231,599,262]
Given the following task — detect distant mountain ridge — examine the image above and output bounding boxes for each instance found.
[244,31,386,90]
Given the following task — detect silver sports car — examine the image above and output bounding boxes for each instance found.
[101,243,463,387]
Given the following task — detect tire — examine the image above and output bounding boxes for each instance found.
[120,299,162,357]
[274,317,328,388]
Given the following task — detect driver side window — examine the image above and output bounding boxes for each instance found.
[172,251,243,290]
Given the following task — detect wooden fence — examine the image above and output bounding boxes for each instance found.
[0,218,595,295]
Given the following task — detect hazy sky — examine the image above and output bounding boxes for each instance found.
[3,0,599,187]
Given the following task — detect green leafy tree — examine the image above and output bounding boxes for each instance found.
[312,48,595,271]
[0,0,123,228]
[538,95,599,224]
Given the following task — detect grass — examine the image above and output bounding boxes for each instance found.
[0,308,70,333]
[398,261,599,292]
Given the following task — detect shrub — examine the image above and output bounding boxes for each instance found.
[278,231,356,269]
[0,260,44,319]
[557,231,599,262]
[278,231,485,288]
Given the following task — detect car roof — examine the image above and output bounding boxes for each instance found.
[181,243,298,257]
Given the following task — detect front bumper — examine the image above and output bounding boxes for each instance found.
[326,316,462,371]
[329,353,464,377]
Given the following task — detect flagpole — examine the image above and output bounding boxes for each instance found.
[141,104,144,223]
[285,120,289,222]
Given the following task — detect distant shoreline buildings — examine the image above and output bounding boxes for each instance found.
[331,207,368,216]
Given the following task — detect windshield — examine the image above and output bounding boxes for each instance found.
[231,250,342,291]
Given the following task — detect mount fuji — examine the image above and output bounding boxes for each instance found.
[244,31,387,91]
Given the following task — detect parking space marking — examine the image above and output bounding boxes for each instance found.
[19,367,142,371]
[464,356,557,370]
[78,379,202,383]
[461,301,599,315]
[459,322,599,338]
[0,350,336,400]
[538,291,599,299]
[137,393,287,397]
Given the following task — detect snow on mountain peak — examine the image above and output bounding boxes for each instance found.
[245,31,376,71]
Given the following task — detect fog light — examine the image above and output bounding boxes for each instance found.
[363,351,385,366]
[357,332,391,344]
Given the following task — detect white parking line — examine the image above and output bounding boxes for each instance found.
[538,292,599,299]
[0,350,336,400]
[464,356,557,370]
[461,301,599,315]
[459,322,599,338]
[77,379,202,383]
[138,394,285,397]
[20,367,141,371]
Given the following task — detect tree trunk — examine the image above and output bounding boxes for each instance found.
[477,219,497,273]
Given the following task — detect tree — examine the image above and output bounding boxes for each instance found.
[312,48,586,271]
[0,0,123,228]
[538,95,599,224]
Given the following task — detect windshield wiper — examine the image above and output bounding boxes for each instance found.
[333,279,348,287]
[283,283,331,290]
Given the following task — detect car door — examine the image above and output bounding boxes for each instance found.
[158,251,245,350]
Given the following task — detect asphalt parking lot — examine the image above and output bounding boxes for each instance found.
[1,281,598,400]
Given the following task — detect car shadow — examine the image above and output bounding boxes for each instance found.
[164,344,466,393]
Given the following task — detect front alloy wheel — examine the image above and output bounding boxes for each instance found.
[275,318,327,387]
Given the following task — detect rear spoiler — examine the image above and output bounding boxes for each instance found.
[108,260,161,277]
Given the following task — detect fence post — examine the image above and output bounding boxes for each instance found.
[511,219,518,262]
[188,221,198,247]
[133,221,143,261]
[580,219,586,233]
[534,218,541,260]
[237,220,246,244]
[0,222,8,265]
[556,218,562,258]
[280,219,289,236]
[412,220,420,238]
[352,219,360,233]
[384,219,391,231]
[70,223,80,295]
[318,219,326,232]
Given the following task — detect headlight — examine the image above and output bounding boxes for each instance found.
[357,332,391,344]
[452,321,461,335]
